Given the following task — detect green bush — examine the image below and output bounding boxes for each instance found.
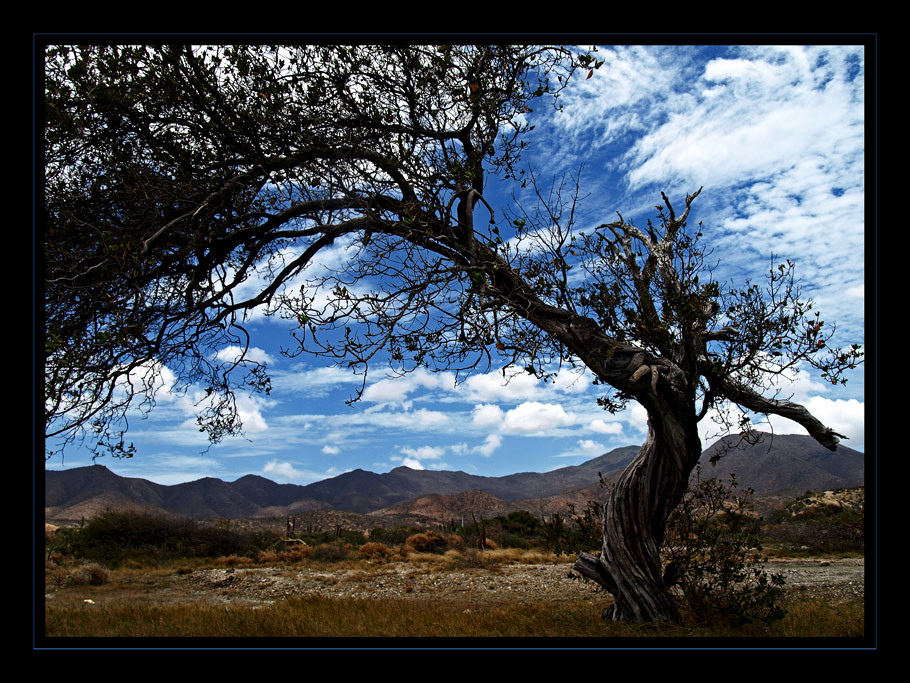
[62,510,280,567]
[662,469,786,625]
[541,501,604,556]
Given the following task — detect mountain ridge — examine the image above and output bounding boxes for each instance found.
[45,434,864,521]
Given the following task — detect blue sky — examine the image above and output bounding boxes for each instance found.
[45,44,868,486]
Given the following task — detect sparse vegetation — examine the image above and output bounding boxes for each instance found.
[763,488,864,556]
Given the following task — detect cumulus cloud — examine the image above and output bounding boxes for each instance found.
[236,396,270,433]
[472,403,505,428]
[263,459,306,481]
[472,401,578,435]
[400,445,446,461]
[588,419,624,435]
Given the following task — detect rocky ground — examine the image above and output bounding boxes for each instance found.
[45,556,864,610]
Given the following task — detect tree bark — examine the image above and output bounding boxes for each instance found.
[574,398,702,623]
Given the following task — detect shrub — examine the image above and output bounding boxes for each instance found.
[404,531,460,554]
[662,468,786,625]
[214,554,254,568]
[359,542,393,561]
[309,543,352,563]
[69,562,110,586]
[541,501,604,556]
[368,526,420,545]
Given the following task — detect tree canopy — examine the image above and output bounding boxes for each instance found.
[44,44,860,459]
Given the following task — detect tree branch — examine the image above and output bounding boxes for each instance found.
[718,377,846,450]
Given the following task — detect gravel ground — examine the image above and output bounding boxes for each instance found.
[164,557,864,608]
[44,557,864,610]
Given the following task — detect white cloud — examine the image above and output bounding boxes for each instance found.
[502,401,577,435]
[588,419,624,436]
[263,459,306,481]
[768,396,864,450]
[400,445,446,461]
[214,345,274,365]
[271,365,365,396]
[555,439,608,459]
[472,403,505,428]
[459,370,542,403]
[376,408,450,429]
[473,434,502,457]
[236,396,269,433]
[625,46,864,193]
[399,457,424,470]
[322,445,340,455]
[362,367,456,404]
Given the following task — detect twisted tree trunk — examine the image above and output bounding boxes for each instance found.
[574,399,702,623]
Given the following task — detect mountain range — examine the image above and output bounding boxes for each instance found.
[44,433,865,522]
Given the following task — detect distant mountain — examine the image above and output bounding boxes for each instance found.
[44,434,864,521]
[697,433,865,495]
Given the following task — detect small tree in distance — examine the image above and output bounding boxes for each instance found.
[44,44,862,623]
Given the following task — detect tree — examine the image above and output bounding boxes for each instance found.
[43,44,862,622]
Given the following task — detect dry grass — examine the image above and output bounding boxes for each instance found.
[43,593,865,640]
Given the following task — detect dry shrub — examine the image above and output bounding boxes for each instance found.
[278,544,312,563]
[256,550,279,564]
[214,554,254,568]
[405,531,462,554]
[446,548,502,570]
[258,543,312,564]
[310,543,351,563]
[359,542,393,561]
[69,562,110,586]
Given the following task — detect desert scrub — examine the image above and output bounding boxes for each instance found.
[359,542,393,561]
[67,562,111,586]
[213,554,255,568]
[404,531,463,554]
[308,543,353,563]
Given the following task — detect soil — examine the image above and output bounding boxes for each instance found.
[44,556,865,610]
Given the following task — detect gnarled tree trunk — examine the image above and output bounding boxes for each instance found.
[574,399,702,623]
